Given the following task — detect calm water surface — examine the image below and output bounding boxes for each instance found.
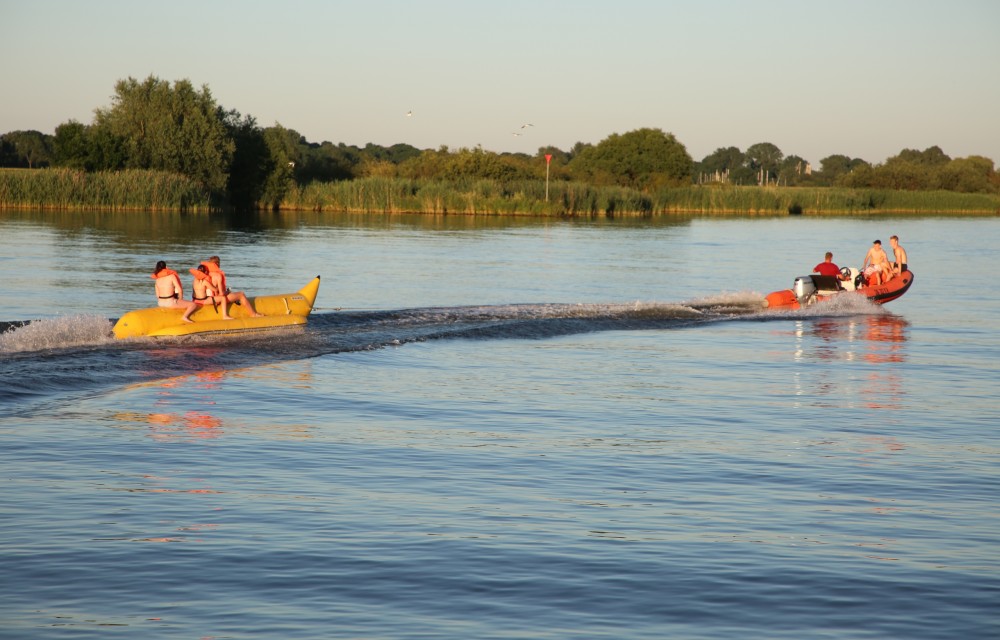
[1,211,998,639]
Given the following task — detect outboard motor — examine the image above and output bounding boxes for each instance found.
[793,276,816,303]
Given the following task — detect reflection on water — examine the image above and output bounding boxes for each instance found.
[793,314,909,409]
[1,207,697,242]
[110,361,316,441]
[0,208,700,320]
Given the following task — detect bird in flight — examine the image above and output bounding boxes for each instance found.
[406,111,413,117]
[512,132,523,137]
[520,123,534,129]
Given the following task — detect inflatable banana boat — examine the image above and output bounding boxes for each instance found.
[763,268,913,311]
[113,276,321,339]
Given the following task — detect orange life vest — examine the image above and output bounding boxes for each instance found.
[201,261,228,294]
[152,268,182,299]
[189,267,217,300]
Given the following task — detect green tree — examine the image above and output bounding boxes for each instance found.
[937,156,995,193]
[445,146,532,181]
[843,160,931,190]
[222,110,274,211]
[880,162,934,190]
[360,142,422,165]
[52,120,91,169]
[93,76,234,191]
[397,146,453,180]
[745,142,783,185]
[300,141,356,183]
[0,136,16,167]
[88,125,128,171]
[535,146,571,181]
[259,124,300,208]
[569,128,692,190]
[1,130,52,168]
[568,141,592,162]
[815,154,869,185]
[696,146,745,183]
[837,163,876,188]
[891,145,950,167]
[778,154,811,186]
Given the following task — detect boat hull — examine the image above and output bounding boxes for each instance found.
[113,276,321,339]
[764,270,913,310]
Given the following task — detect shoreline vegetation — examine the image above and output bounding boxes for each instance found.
[1,168,998,216]
[4,78,998,218]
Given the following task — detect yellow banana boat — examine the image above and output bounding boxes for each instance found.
[113,276,321,339]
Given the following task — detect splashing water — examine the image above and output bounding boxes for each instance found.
[0,315,114,354]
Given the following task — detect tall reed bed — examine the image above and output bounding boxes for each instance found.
[0,168,212,211]
[3,169,997,215]
[284,178,656,216]
[281,179,999,216]
[655,186,1000,214]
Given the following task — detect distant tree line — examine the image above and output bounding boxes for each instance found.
[1,76,997,211]
[694,143,998,194]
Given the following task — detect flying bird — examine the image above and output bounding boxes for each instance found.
[520,123,534,129]
[512,132,523,137]
[405,110,413,117]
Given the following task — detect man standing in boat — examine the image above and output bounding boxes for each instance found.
[890,235,908,277]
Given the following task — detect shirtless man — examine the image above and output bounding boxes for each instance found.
[203,256,263,319]
[152,260,197,323]
[861,240,892,286]
[889,235,908,276]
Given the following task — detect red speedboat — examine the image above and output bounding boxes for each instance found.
[763,267,914,310]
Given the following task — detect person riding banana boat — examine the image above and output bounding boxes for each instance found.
[193,255,262,319]
[189,264,227,312]
[114,262,321,339]
[152,260,197,323]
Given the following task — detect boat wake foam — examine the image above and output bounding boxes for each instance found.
[0,292,904,413]
[0,314,114,354]
[753,292,890,318]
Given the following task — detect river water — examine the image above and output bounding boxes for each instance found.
[1,210,997,639]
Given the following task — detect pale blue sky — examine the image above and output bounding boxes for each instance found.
[2,0,998,166]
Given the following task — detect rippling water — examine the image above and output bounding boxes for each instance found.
[1,211,998,639]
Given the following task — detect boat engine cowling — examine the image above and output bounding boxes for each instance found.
[793,276,816,301]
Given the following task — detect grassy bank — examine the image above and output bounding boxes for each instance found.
[284,179,1000,215]
[285,178,658,216]
[2,169,998,215]
[0,168,212,212]
[652,185,1000,215]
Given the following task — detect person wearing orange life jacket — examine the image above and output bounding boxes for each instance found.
[152,260,197,323]
[189,264,228,309]
[201,256,262,319]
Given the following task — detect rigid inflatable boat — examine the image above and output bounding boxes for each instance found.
[763,268,913,311]
[113,276,321,339]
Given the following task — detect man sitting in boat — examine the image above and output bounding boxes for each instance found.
[152,261,197,323]
[202,256,263,320]
[813,251,849,281]
[861,240,892,286]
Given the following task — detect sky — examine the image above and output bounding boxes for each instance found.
[2,0,998,167]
